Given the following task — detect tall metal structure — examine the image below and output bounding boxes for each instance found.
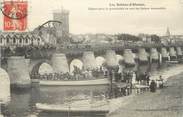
[34,20,62,45]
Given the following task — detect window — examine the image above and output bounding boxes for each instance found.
[13,38,16,43]
[7,38,9,43]
[37,38,40,45]
[0,38,2,43]
[19,38,22,43]
[26,38,28,43]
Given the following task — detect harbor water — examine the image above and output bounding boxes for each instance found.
[1,63,183,117]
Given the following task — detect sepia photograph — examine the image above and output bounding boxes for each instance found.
[0,0,183,117]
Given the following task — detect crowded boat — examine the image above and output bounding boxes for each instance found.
[31,66,108,81]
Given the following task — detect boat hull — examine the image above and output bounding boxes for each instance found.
[38,111,108,116]
[36,103,109,114]
[39,78,110,86]
[166,60,179,64]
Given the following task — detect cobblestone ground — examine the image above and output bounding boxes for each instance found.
[108,73,183,117]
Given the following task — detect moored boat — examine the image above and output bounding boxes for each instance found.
[165,60,179,64]
[36,99,109,113]
[38,78,110,86]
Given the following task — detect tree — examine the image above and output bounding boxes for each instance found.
[150,35,161,43]
[117,34,142,42]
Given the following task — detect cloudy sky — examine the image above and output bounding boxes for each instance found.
[0,0,183,35]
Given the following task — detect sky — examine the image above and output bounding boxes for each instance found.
[0,0,183,35]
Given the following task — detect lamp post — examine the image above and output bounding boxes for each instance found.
[107,65,119,99]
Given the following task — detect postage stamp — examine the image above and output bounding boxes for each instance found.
[2,0,28,31]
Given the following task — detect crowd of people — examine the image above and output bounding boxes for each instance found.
[117,71,164,93]
[31,66,107,81]
[30,64,164,94]
[136,72,150,85]
[31,72,74,81]
[150,75,164,92]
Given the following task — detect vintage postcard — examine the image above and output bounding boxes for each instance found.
[0,0,183,117]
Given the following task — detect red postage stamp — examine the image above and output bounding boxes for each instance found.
[3,0,28,31]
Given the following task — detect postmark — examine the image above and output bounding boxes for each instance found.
[1,0,28,31]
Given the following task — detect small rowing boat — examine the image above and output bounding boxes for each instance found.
[36,99,109,113]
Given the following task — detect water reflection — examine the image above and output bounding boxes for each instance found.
[5,90,31,117]
[2,85,108,117]
[37,85,108,117]
[38,85,108,105]
[138,65,149,74]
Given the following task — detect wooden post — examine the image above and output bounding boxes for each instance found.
[149,54,152,64]
[109,70,113,99]
[159,53,162,64]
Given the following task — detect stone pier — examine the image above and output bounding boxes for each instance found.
[0,68,10,104]
[105,50,118,67]
[7,56,31,88]
[169,47,177,60]
[124,49,136,67]
[138,48,148,64]
[150,48,159,63]
[82,51,97,70]
[51,53,69,73]
[176,47,183,59]
[161,48,169,61]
